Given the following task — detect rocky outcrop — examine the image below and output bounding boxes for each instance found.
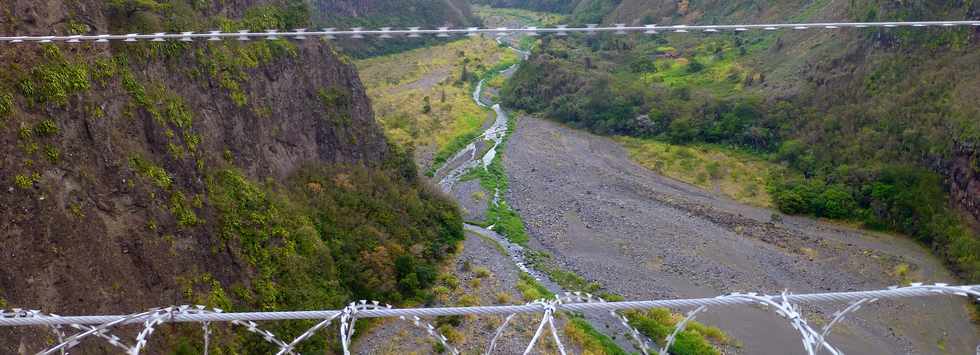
[948,143,980,222]
[470,0,583,13]
[310,0,479,57]
[0,0,419,352]
[311,0,475,25]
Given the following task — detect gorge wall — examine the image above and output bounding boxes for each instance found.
[0,0,462,352]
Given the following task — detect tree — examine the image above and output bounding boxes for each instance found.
[817,185,857,219]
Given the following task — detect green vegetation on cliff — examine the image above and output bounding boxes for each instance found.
[0,1,466,353]
[309,0,480,58]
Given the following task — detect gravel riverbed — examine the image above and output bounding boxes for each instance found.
[502,115,979,355]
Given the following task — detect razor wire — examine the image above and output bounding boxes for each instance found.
[1,20,980,44]
[0,283,976,354]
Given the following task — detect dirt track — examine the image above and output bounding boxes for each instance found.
[503,115,979,354]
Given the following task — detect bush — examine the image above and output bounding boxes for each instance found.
[34,120,59,137]
[816,185,857,219]
[20,46,90,106]
[0,92,12,118]
[473,266,491,278]
[770,182,810,215]
[14,174,39,189]
[515,273,551,301]
[629,57,657,73]
[687,59,705,73]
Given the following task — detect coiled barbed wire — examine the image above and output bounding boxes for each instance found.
[1,283,976,354]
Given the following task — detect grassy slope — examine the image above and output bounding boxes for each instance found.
[618,137,775,207]
[356,37,518,172]
[473,4,567,26]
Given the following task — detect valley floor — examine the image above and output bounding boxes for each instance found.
[502,115,980,354]
[351,5,978,354]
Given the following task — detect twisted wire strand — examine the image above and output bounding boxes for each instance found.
[486,300,541,355]
[660,305,707,355]
[2,284,976,354]
[129,307,179,355]
[8,310,133,352]
[201,321,210,355]
[723,292,838,355]
[819,298,877,344]
[1,21,980,43]
[2,284,976,327]
[521,299,565,355]
[274,312,341,355]
[37,309,160,355]
[337,300,459,355]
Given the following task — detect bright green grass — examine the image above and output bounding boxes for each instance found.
[564,317,630,355]
[473,5,565,27]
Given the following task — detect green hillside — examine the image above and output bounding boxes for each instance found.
[502,0,980,282]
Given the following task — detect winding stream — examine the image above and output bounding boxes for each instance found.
[433,36,556,288]
[432,35,648,352]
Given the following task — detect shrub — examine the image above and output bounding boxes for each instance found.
[458,294,479,306]
[129,155,172,189]
[0,92,12,118]
[629,57,657,73]
[20,47,90,106]
[705,161,723,180]
[816,185,857,219]
[473,266,491,278]
[437,324,463,344]
[432,285,451,303]
[44,146,60,163]
[34,120,59,137]
[770,183,808,214]
[14,174,39,189]
[438,274,460,290]
[687,59,705,73]
[515,273,551,301]
[422,96,431,114]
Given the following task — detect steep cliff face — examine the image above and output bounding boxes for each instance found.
[948,143,980,223]
[0,0,462,352]
[470,0,584,13]
[312,0,474,25]
[310,0,479,57]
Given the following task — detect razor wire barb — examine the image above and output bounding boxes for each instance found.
[1,283,977,355]
[1,20,980,43]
